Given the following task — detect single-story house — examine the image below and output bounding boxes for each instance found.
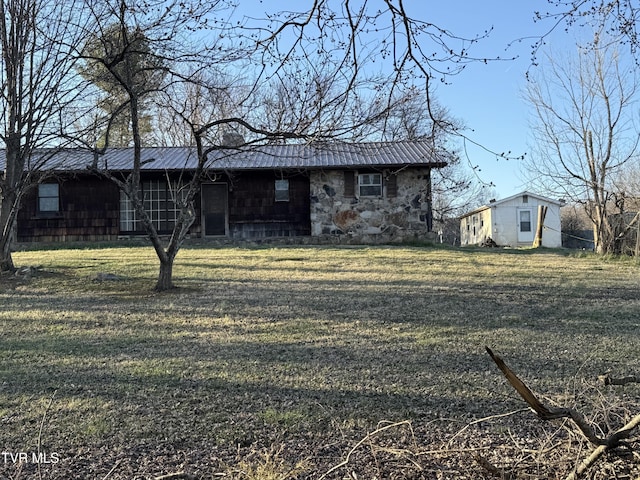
[3,141,447,244]
[460,191,565,248]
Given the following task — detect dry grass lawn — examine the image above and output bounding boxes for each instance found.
[0,244,639,479]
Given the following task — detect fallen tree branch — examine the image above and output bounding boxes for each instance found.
[474,454,518,479]
[486,347,607,446]
[486,346,640,479]
[101,460,122,480]
[598,374,640,386]
[317,420,414,480]
[565,444,608,480]
[566,413,640,480]
[446,408,529,449]
[154,473,198,480]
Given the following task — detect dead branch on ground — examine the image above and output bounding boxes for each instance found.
[154,473,198,480]
[486,346,640,479]
[101,460,122,480]
[598,374,640,386]
[317,420,416,480]
[445,408,529,449]
[474,454,518,479]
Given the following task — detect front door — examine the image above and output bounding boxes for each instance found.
[201,183,228,236]
[517,208,534,243]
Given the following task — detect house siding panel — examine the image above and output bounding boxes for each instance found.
[17,175,120,242]
[460,208,492,246]
[227,172,311,239]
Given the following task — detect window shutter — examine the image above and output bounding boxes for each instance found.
[344,171,355,197]
[386,174,397,197]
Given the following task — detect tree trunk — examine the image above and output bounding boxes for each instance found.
[0,235,15,272]
[0,191,17,272]
[155,256,175,291]
[591,201,612,254]
[533,205,547,248]
[593,218,614,254]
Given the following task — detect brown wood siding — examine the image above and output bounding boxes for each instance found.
[227,171,310,237]
[17,175,120,242]
[16,171,309,242]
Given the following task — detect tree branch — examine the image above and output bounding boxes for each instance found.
[488,347,618,447]
[598,374,640,386]
[487,346,640,478]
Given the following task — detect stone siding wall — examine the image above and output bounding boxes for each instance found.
[310,168,435,243]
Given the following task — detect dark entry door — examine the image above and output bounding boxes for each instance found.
[202,183,228,236]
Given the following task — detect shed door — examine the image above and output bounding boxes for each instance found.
[517,208,534,243]
[202,183,228,236]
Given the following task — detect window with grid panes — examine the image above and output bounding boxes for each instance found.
[275,179,289,202]
[38,183,60,213]
[119,180,186,232]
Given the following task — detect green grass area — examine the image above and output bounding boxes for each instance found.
[1,245,639,478]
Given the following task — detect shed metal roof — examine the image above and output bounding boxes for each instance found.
[0,141,446,172]
[459,191,566,219]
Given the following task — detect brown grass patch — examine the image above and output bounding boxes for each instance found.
[0,245,639,478]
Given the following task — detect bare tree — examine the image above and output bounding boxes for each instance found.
[0,0,89,271]
[524,35,640,253]
[76,0,505,290]
[239,1,505,141]
[73,0,228,290]
[153,71,246,147]
[372,86,490,240]
[534,1,640,65]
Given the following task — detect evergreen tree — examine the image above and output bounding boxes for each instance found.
[78,24,164,146]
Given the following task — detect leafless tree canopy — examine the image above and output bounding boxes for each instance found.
[234,1,506,141]
[60,0,501,289]
[534,1,640,63]
[0,0,92,271]
[524,34,640,253]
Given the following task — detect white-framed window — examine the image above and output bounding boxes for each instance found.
[358,173,382,197]
[38,183,59,213]
[519,210,532,232]
[120,180,186,232]
[275,179,289,202]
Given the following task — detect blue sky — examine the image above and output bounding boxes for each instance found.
[418,1,562,198]
[237,1,572,199]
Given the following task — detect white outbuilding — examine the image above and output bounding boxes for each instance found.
[460,191,565,248]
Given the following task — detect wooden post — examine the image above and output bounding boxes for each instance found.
[533,205,547,248]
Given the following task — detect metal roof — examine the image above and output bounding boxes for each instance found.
[459,191,566,219]
[0,141,446,172]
